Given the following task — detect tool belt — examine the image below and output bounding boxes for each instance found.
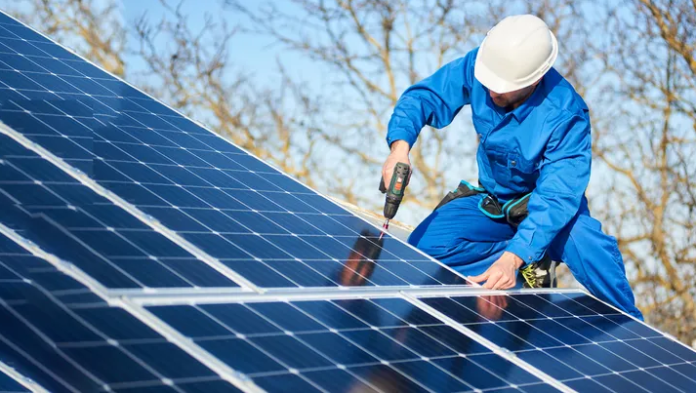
[434,180,532,227]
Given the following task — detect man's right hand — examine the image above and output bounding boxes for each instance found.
[382,140,411,188]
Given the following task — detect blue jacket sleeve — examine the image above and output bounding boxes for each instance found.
[505,113,592,264]
[386,50,476,148]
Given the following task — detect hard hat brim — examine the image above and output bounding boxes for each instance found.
[474,32,558,94]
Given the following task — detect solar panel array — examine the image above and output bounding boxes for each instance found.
[0,10,695,393]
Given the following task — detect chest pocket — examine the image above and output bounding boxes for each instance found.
[489,150,538,186]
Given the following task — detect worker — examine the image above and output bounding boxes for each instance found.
[382,14,643,319]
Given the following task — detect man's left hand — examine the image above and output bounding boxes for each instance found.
[468,251,524,289]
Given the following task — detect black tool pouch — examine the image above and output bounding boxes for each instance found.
[434,181,487,211]
[502,193,532,228]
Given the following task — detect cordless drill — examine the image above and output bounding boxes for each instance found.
[379,162,411,231]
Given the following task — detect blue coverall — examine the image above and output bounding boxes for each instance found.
[387,48,643,319]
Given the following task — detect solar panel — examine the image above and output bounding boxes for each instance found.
[419,292,696,392]
[145,296,559,392]
[0,11,467,291]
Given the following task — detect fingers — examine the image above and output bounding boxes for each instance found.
[468,271,490,283]
[483,271,502,289]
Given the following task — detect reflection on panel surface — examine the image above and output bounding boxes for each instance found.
[424,293,696,393]
[148,297,556,392]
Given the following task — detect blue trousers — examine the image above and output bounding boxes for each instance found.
[408,194,643,320]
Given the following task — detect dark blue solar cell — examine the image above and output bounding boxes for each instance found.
[119,126,177,146]
[544,347,610,375]
[340,329,420,361]
[294,301,369,330]
[248,302,326,332]
[124,111,176,130]
[564,378,617,393]
[224,234,293,259]
[301,236,354,259]
[59,345,157,383]
[114,259,190,288]
[301,260,379,286]
[182,233,248,259]
[259,191,316,213]
[517,350,583,380]
[254,374,322,393]
[72,307,161,341]
[124,342,217,379]
[0,183,65,205]
[105,183,169,206]
[182,168,243,189]
[11,302,103,343]
[376,262,439,285]
[59,76,115,96]
[149,306,231,338]
[221,260,296,287]
[223,171,283,191]
[69,230,144,257]
[182,209,248,233]
[140,207,206,231]
[36,57,85,77]
[333,299,406,327]
[0,69,46,90]
[506,294,572,318]
[144,185,209,208]
[0,53,48,72]
[260,235,326,259]
[0,111,61,136]
[25,135,92,159]
[199,303,282,335]
[382,327,457,357]
[522,319,591,346]
[8,157,78,181]
[434,356,512,390]
[184,188,247,209]
[593,373,660,392]
[350,364,430,393]
[156,147,212,167]
[107,161,171,184]
[251,335,334,369]
[0,38,48,57]
[298,332,379,365]
[423,297,482,323]
[496,321,564,349]
[160,258,237,287]
[302,369,380,393]
[226,211,292,234]
[371,298,442,326]
[263,261,335,287]
[396,360,473,392]
[151,166,208,186]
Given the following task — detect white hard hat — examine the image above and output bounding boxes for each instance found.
[474,14,558,93]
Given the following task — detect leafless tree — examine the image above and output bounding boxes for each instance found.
[591,0,696,343]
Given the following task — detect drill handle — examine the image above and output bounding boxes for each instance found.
[379,162,411,194]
